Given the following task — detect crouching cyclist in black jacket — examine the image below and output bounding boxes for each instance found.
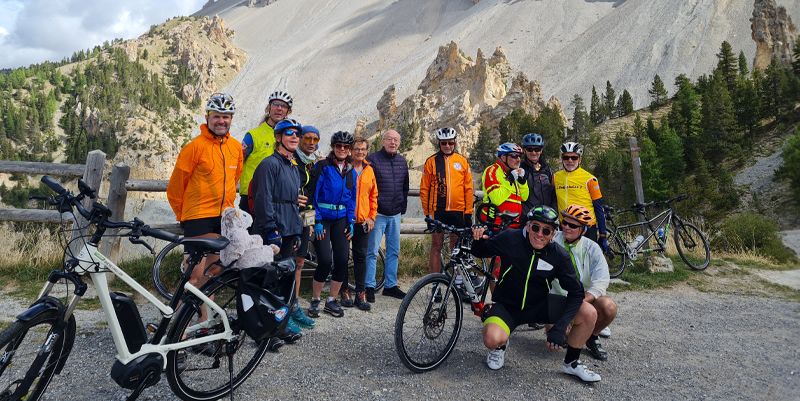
[471,205,601,382]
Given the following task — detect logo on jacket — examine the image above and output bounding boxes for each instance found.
[454,162,462,171]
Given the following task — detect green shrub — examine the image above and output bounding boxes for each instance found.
[720,213,796,263]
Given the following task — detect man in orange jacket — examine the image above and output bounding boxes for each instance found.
[167,93,243,293]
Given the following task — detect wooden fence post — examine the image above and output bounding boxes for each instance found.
[102,163,130,265]
[68,150,106,258]
[629,138,649,248]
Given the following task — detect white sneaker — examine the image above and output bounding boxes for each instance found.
[599,326,611,338]
[486,338,509,370]
[562,360,601,382]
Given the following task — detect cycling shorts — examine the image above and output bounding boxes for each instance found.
[483,295,568,335]
[182,216,221,254]
[434,211,468,228]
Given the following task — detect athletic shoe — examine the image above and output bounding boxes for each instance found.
[486,338,509,370]
[365,287,376,303]
[340,289,355,307]
[278,328,302,344]
[562,360,601,382]
[585,338,608,360]
[267,337,285,352]
[291,307,316,329]
[355,291,371,311]
[307,299,321,318]
[324,299,345,317]
[382,286,406,299]
[599,326,611,338]
[286,318,303,335]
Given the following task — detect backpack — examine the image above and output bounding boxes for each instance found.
[236,258,297,342]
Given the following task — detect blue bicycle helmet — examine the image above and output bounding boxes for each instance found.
[522,133,544,147]
[497,142,523,158]
[275,118,302,135]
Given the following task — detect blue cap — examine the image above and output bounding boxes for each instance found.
[302,125,320,136]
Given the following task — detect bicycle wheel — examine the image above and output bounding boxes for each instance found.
[394,273,463,373]
[165,270,269,401]
[153,242,184,301]
[0,309,75,401]
[604,234,627,278]
[674,222,710,270]
[337,244,385,292]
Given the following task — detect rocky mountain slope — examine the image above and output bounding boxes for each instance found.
[196,0,799,146]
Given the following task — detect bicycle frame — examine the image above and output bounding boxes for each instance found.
[436,231,494,318]
[610,205,677,260]
[41,241,236,368]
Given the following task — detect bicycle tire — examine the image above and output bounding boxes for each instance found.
[394,273,463,373]
[674,222,710,270]
[165,269,269,401]
[305,243,387,291]
[605,233,627,278]
[0,310,75,401]
[152,241,184,301]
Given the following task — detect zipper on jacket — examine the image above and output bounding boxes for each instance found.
[219,137,226,217]
[445,155,452,211]
[521,253,537,309]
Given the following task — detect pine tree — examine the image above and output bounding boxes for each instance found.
[531,106,567,163]
[498,108,535,144]
[570,94,592,141]
[648,74,668,111]
[469,124,497,174]
[738,51,750,78]
[715,41,738,93]
[616,89,634,117]
[700,73,737,163]
[603,81,616,119]
[792,40,800,78]
[589,86,602,125]
[734,74,760,148]
[776,126,800,202]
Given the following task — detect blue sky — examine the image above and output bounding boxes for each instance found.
[0,0,207,69]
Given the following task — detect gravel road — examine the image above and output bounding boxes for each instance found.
[3,279,798,401]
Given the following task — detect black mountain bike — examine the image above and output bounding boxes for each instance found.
[603,194,710,277]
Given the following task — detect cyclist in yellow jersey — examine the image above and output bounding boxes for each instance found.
[239,91,293,216]
[553,142,608,251]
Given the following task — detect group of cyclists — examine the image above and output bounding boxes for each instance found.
[167,91,618,383]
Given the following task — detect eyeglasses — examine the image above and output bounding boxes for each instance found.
[383,137,400,143]
[562,221,583,230]
[353,147,368,153]
[562,155,580,161]
[524,147,543,153]
[439,140,455,146]
[271,101,289,110]
[529,223,553,236]
[334,143,351,150]
[506,153,521,159]
[283,129,302,137]
[302,136,320,144]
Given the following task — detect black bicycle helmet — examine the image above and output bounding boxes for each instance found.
[330,131,355,146]
[527,205,559,226]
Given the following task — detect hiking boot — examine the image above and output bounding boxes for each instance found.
[307,299,321,318]
[365,287,376,303]
[286,318,303,335]
[340,289,355,307]
[324,299,345,317]
[486,338,509,370]
[355,291,371,311]
[267,337,285,352]
[278,328,302,344]
[291,307,316,329]
[585,337,608,361]
[599,326,611,338]
[562,360,601,382]
[382,286,406,299]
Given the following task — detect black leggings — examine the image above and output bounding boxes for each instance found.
[313,218,350,283]
[343,222,368,293]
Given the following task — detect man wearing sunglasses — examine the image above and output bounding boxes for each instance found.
[520,133,557,223]
[420,127,474,287]
[470,205,601,382]
[550,205,616,361]
[479,142,528,228]
[239,90,294,217]
[553,142,608,252]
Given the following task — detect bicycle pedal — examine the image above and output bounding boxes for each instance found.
[146,323,158,333]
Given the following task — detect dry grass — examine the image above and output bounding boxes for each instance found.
[0,222,65,283]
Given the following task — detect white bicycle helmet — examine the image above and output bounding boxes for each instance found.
[497,142,523,157]
[269,91,293,108]
[560,142,583,156]
[205,93,236,114]
[435,126,458,141]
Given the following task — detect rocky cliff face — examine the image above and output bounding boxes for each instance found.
[247,0,278,7]
[374,41,565,157]
[751,0,798,70]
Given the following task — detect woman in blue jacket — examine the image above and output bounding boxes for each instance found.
[307,131,357,318]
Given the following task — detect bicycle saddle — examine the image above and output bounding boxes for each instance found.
[180,233,230,252]
[498,212,519,221]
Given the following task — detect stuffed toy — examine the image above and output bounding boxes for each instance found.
[220,207,280,269]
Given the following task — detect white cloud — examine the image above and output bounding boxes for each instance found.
[0,0,207,68]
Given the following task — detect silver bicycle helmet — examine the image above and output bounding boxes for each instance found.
[205,93,236,114]
[268,91,293,108]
